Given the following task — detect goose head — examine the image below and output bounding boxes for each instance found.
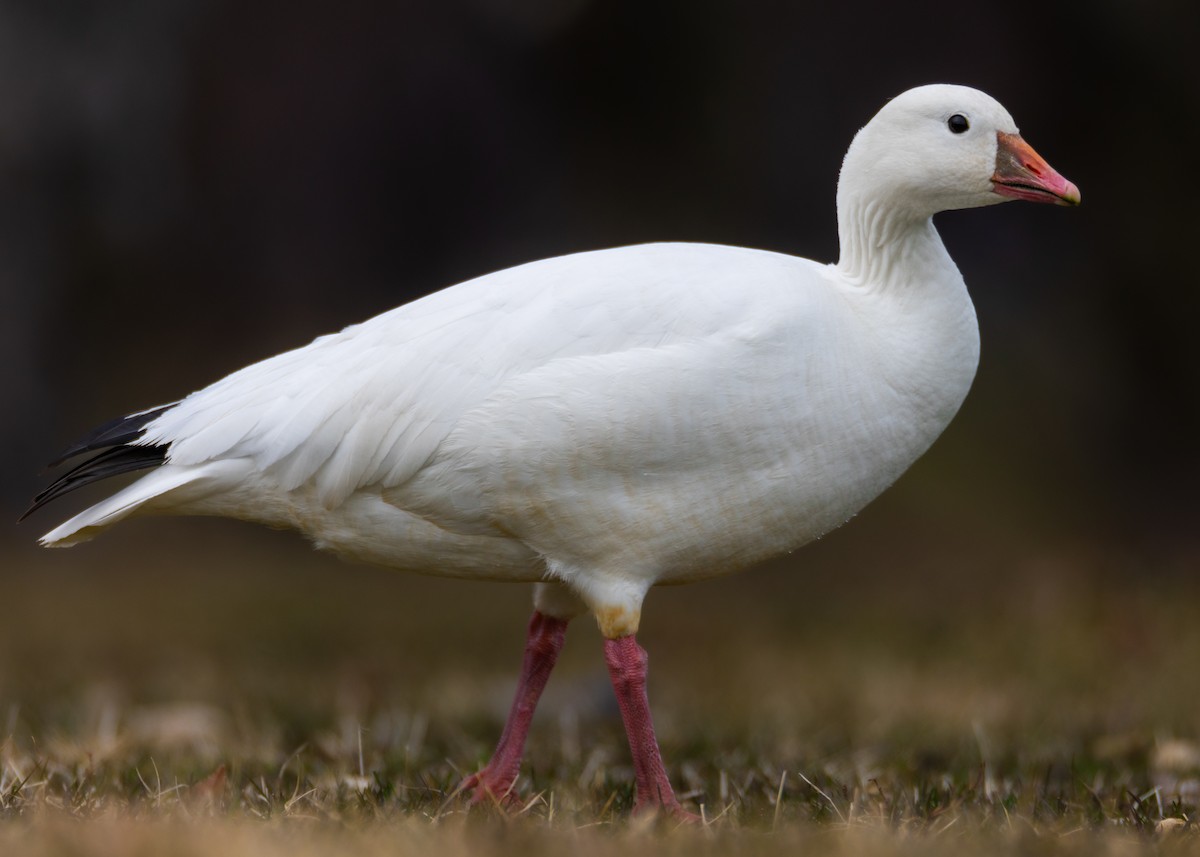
[837,84,1080,222]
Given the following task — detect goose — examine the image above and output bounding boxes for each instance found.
[24,84,1079,817]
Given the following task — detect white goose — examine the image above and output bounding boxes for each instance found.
[26,84,1078,816]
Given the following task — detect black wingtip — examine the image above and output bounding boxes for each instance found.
[20,444,168,522]
[22,404,176,523]
[47,404,174,467]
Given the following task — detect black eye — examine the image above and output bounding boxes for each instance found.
[947,114,970,134]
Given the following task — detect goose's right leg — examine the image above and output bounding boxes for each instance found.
[459,582,584,804]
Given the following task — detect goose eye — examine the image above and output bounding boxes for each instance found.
[947,114,970,134]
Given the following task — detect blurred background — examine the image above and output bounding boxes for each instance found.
[1,0,1198,753]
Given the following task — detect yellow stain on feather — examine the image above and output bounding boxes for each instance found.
[595,605,640,639]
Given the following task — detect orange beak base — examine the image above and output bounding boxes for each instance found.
[992,132,1081,206]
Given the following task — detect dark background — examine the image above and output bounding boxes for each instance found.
[1,0,1197,664]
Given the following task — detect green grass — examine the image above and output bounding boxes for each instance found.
[2,515,1199,855]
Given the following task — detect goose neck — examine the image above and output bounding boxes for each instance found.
[834,192,945,291]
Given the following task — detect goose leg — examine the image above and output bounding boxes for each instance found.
[603,634,697,818]
[460,610,568,804]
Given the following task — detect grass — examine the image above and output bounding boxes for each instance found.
[2,513,1200,855]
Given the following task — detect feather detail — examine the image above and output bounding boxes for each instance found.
[21,445,167,521]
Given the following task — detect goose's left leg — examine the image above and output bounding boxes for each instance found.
[460,582,584,804]
[603,634,699,818]
[594,598,699,819]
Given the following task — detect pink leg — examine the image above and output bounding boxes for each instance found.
[459,610,568,804]
[604,635,697,818]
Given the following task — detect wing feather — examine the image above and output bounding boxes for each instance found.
[132,244,807,513]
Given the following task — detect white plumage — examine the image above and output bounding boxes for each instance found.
[30,84,1078,814]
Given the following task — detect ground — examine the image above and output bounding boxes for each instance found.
[2,513,1199,856]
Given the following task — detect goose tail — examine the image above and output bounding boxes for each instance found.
[21,405,180,546]
[37,465,212,547]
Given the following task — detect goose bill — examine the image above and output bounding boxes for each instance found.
[992,132,1081,206]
